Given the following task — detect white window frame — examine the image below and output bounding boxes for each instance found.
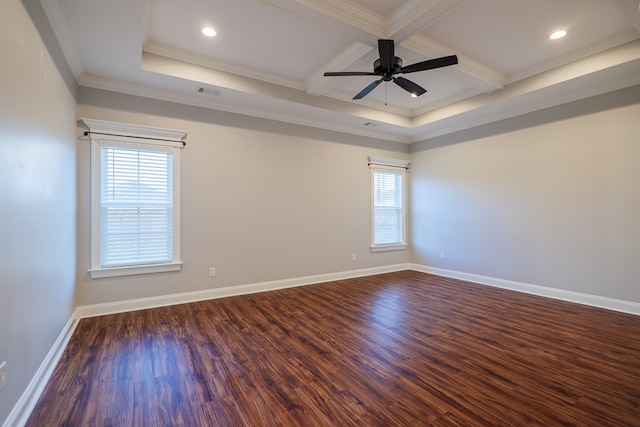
[82,119,186,279]
[369,156,410,252]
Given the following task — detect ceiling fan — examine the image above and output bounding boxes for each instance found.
[324,39,458,100]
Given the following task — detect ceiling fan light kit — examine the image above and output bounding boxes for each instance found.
[324,39,458,100]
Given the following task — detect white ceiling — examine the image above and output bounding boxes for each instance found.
[41,0,640,142]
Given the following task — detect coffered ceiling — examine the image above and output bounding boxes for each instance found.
[41,0,640,142]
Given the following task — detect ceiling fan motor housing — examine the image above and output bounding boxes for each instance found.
[374,57,403,80]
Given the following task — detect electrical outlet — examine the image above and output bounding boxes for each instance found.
[352,253,357,261]
[440,251,446,260]
[0,361,7,392]
[209,267,216,277]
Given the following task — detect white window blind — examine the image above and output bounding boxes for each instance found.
[369,156,409,251]
[373,169,403,245]
[100,146,173,267]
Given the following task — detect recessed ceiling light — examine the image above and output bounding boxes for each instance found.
[411,93,418,98]
[202,27,217,37]
[550,30,566,40]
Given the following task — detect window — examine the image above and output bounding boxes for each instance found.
[82,119,186,278]
[369,156,410,251]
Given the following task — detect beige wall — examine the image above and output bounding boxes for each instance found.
[410,86,640,303]
[75,88,410,306]
[0,0,77,422]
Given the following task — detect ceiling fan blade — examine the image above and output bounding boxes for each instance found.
[400,55,458,74]
[353,78,384,100]
[378,39,395,72]
[393,77,426,97]
[324,71,378,77]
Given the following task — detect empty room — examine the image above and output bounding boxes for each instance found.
[2,0,640,425]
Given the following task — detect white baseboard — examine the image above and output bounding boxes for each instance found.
[410,264,640,316]
[70,263,640,319]
[3,315,79,427]
[75,264,411,318]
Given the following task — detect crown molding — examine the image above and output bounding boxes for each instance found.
[411,87,481,117]
[143,41,305,91]
[38,0,84,81]
[402,34,506,92]
[142,0,153,45]
[508,29,640,84]
[613,0,640,33]
[320,87,413,116]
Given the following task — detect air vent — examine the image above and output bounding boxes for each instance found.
[196,87,222,96]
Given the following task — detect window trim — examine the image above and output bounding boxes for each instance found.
[82,119,186,279]
[369,156,410,252]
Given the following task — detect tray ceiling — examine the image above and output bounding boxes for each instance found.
[41,0,640,142]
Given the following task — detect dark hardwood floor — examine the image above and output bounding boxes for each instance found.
[27,271,640,426]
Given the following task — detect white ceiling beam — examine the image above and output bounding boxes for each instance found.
[262,0,465,44]
[401,34,506,93]
[386,0,464,40]
[259,0,384,43]
[305,42,375,96]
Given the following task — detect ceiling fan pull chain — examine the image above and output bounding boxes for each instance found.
[385,82,388,106]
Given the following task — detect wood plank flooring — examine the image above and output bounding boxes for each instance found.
[27,271,640,426]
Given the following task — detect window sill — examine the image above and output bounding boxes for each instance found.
[370,244,407,252]
[89,262,182,279]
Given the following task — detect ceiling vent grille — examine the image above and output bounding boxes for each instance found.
[197,87,222,96]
